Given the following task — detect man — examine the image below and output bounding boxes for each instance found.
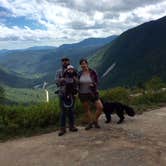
[55,57,78,136]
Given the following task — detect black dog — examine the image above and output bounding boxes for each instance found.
[101,100,135,124]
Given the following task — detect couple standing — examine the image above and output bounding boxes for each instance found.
[55,57,103,136]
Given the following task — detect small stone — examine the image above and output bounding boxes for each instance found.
[94,141,103,145]
[81,151,89,159]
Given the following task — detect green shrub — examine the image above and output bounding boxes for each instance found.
[100,87,130,104]
[130,91,166,105]
[144,91,166,103]
[145,76,166,92]
[1,85,166,141]
[0,100,61,139]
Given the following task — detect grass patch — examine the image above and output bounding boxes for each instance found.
[0,87,166,141]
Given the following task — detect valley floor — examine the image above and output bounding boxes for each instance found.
[0,107,166,166]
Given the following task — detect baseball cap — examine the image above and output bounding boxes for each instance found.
[67,65,74,70]
[61,57,70,61]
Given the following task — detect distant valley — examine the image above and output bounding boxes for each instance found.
[0,36,117,88]
[1,15,166,92]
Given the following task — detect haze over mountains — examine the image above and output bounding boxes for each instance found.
[1,16,166,89]
[0,36,117,88]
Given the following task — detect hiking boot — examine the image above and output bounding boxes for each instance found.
[58,128,66,136]
[69,126,78,132]
[93,121,101,128]
[85,123,93,130]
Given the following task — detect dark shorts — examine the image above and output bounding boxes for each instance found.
[79,93,99,103]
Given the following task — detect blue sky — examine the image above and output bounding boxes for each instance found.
[0,0,166,49]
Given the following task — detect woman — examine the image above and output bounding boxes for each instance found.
[78,58,103,130]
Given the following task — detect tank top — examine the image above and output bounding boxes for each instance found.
[79,73,93,94]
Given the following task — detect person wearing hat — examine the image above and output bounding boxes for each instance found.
[55,57,78,136]
[63,65,78,96]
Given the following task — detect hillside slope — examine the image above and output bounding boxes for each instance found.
[0,36,117,86]
[0,66,35,88]
[91,16,166,88]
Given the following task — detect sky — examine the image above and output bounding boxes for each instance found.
[0,0,166,49]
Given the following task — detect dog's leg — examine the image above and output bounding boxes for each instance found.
[116,109,125,124]
[105,112,111,123]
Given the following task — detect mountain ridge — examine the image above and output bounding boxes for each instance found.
[0,35,117,87]
[90,16,166,88]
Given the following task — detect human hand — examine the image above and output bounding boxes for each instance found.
[60,77,65,82]
[89,83,94,87]
[73,76,78,81]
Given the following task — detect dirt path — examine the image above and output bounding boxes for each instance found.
[0,107,166,166]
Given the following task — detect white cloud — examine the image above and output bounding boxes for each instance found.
[0,0,166,49]
[133,1,166,20]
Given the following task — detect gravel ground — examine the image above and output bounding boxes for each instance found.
[0,107,166,166]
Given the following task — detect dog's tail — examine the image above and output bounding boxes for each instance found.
[123,105,135,116]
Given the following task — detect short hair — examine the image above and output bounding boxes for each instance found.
[79,58,88,65]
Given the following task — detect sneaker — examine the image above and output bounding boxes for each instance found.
[85,123,93,130]
[58,128,66,136]
[93,121,100,128]
[69,127,78,132]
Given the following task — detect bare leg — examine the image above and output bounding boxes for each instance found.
[94,99,103,123]
[83,101,94,123]
[82,101,94,130]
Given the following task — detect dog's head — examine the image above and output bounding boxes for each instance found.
[126,107,135,116]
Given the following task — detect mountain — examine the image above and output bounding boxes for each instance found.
[0,49,57,79]
[26,46,57,51]
[0,50,10,58]
[0,49,9,54]
[59,36,117,48]
[51,35,117,66]
[90,16,166,88]
[0,35,117,87]
[0,66,35,88]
